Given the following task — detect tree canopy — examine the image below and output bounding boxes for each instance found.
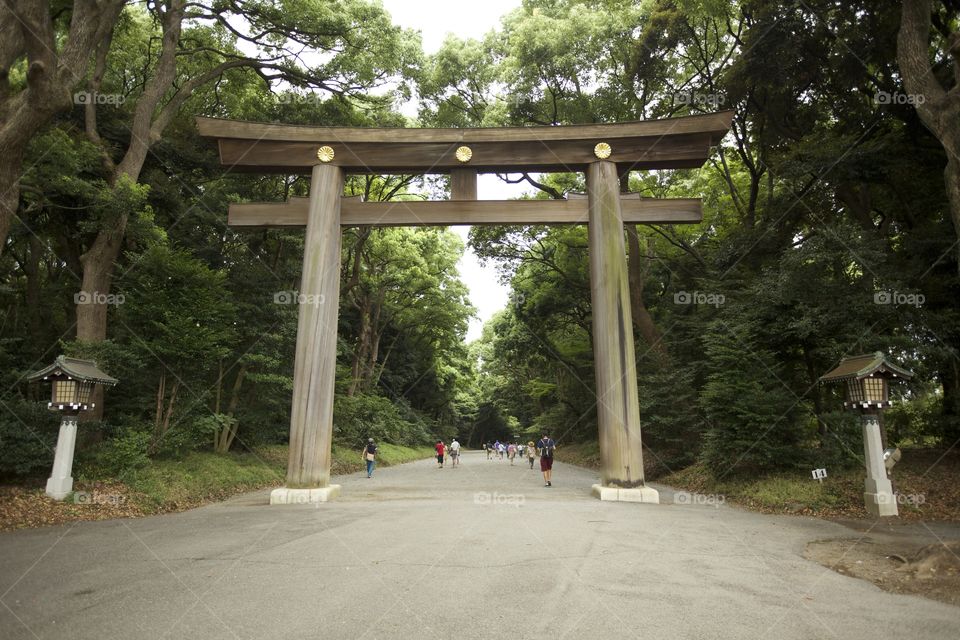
[1,0,958,483]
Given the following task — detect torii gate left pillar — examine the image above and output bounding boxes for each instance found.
[270,163,344,504]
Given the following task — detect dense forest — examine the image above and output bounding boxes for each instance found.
[1,0,958,485]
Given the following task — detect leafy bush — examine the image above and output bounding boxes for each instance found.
[805,411,863,471]
[153,413,220,457]
[0,400,60,477]
[333,393,432,446]
[89,427,152,477]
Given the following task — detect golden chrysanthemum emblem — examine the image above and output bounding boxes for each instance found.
[593,142,612,159]
[455,146,473,163]
[316,145,335,162]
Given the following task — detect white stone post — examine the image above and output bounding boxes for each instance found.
[46,415,79,500]
[862,414,897,517]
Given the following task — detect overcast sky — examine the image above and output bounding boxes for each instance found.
[379,0,528,342]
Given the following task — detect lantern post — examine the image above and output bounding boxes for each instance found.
[820,352,913,517]
[26,356,118,500]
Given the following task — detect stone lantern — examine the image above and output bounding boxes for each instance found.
[819,351,913,517]
[26,356,118,500]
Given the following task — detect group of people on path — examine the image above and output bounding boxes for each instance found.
[434,438,460,468]
[484,435,556,486]
[361,434,555,486]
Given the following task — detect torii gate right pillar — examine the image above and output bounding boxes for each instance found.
[587,161,659,503]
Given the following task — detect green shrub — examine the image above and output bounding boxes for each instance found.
[698,320,807,477]
[0,400,60,477]
[91,428,152,477]
[333,393,432,446]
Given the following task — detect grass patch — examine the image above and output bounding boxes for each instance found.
[659,449,960,521]
[124,451,284,512]
[554,441,601,470]
[121,443,434,513]
[1,443,435,530]
[556,442,959,522]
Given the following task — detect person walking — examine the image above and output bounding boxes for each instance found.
[526,440,537,469]
[362,438,378,478]
[435,440,445,468]
[486,442,493,460]
[536,433,556,486]
[449,438,461,468]
[507,442,517,465]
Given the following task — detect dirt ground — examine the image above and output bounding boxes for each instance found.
[805,518,960,607]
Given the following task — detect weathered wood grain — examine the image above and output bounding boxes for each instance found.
[285,164,343,489]
[213,133,716,173]
[450,168,478,200]
[227,197,703,227]
[197,111,733,144]
[587,161,647,488]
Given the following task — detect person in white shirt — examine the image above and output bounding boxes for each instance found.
[449,438,461,468]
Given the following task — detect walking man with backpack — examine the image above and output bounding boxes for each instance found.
[363,438,378,478]
[536,433,556,486]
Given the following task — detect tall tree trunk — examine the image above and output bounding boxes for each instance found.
[154,372,166,432]
[361,300,384,392]
[215,364,247,453]
[348,299,372,396]
[626,224,668,362]
[160,379,180,438]
[0,149,24,257]
[941,358,960,446]
[22,235,43,346]
[0,0,127,254]
[898,0,960,272]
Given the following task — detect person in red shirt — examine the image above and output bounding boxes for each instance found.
[435,440,445,468]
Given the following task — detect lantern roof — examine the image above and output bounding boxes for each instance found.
[25,355,118,386]
[819,351,913,383]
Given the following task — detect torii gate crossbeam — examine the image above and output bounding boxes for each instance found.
[197,111,734,504]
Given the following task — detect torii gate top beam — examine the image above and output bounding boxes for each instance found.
[196,111,733,175]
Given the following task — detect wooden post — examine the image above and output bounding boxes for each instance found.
[450,168,477,200]
[275,163,343,502]
[586,161,657,502]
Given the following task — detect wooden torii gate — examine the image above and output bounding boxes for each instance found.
[197,111,733,504]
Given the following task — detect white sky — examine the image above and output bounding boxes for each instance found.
[380,0,528,342]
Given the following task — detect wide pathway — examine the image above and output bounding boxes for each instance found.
[1,451,958,639]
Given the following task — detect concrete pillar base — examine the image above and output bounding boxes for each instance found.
[864,492,898,517]
[591,484,660,504]
[45,476,74,501]
[270,485,341,505]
